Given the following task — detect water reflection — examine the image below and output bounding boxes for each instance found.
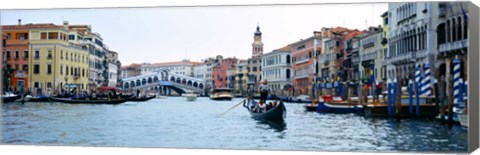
[256,120,287,132]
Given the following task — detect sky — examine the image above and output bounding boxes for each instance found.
[1,3,388,66]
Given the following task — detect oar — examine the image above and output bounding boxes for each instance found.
[220,97,249,116]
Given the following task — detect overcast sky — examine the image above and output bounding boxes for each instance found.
[1,3,388,65]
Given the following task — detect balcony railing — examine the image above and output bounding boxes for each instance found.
[294,74,309,79]
[295,58,309,65]
[439,39,468,54]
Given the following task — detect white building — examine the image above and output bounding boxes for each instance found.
[261,45,292,93]
[192,56,222,90]
[106,50,120,87]
[140,60,199,77]
[386,2,441,81]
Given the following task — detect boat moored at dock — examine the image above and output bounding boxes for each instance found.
[209,88,233,101]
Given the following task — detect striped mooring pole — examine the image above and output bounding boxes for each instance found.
[421,64,432,96]
[392,79,398,116]
[453,58,461,107]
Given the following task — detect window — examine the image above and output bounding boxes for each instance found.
[71,67,73,75]
[41,32,47,40]
[6,33,11,40]
[24,50,28,59]
[47,82,52,88]
[60,50,63,59]
[14,64,18,70]
[47,51,52,59]
[68,35,75,40]
[34,82,39,88]
[66,52,68,60]
[47,64,52,74]
[60,65,63,75]
[35,50,40,59]
[23,64,28,71]
[6,51,11,59]
[82,69,85,77]
[14,50,19,59]
[66,66,69,75]
[48,32,58,40]
[34,64,40,74]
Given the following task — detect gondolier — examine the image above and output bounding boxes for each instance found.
[259,79,269,104]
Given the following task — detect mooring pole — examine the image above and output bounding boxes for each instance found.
[409,80,413,115]
[395,78,402,121]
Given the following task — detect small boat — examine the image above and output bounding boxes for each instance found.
[209,88,233,101]
[25,95,50,102]
[243,98,286,122]
[130,95,156,102]
[1,92,21,103]
[362,96,437,118]
[319,96,363,113]
[183,93,197,102]
[50,96,133,104]
[157,95,167,99]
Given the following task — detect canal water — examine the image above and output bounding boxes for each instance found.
[1,97,468,153]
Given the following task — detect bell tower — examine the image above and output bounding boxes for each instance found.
[251,25,264,58]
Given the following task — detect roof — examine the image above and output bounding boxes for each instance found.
[143,60,202,67]
[2,23,64,30]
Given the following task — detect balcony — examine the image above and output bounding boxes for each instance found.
[389,52,415,65]
[295,58,309,65]
[294,74,309,80]
[439,39,468,54]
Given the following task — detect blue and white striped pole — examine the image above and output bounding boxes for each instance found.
[459,78,464,107]
[421,64,432,96]
[453,58,461,107]
[464,80,468,97]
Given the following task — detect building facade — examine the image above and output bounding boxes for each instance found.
[292,32,321,96]
[2,20,30,92]
[261,45,292,95]
[121,63,142,79]
[141,60,198,77]
[27,23,90,94]
[358,27,384,87]
[234,59,248,96]
[386,2,440,82]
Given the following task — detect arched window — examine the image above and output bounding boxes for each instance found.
[446,20,450,42]
[464,16,468,39]
[286,55,291,64]
[452,18,456,42]
[457,16,462,41]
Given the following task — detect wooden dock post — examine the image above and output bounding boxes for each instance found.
[439,75,446,125]
[395,78,402,121]
[448,76,454,127]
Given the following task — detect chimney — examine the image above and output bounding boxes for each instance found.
[18,19,21,25]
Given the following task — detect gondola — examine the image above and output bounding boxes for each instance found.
[1,93,22,103]
[49,96,133,104]
[129,95,156,102]
[243,98,286,122]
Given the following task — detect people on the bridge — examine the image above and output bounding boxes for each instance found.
[137,89,140,97]
[259,79,270,104]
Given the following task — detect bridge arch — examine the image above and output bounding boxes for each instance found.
[153,76,159,82]
[187,80,192,86]
[170,76,175,82]
[199,83,204,89]
[176,77,181,83]
[124,82,130,89]
[130,81,135,88]
[193,82,198,87]
[148,77,153,84]
[142,78,147,85]
[136,80,141,86]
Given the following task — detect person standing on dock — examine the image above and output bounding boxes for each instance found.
[259,79,270,104]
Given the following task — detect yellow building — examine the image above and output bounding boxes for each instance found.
[27,23,89,93]
[380,11,389,81]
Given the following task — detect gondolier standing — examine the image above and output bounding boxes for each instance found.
[259,79,270,104]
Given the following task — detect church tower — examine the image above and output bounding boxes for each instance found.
[251,25,263,58]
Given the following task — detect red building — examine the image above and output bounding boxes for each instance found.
[2,22,30,92]
[291,32,322,96]
[212,57,237,88]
